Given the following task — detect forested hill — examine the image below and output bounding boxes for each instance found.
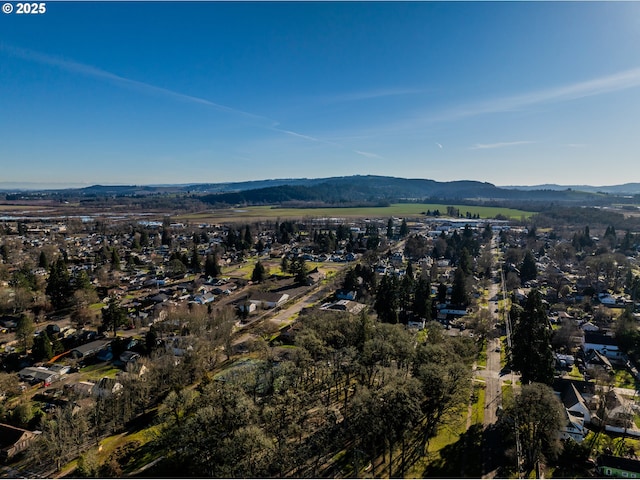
[200,175,614,206]
[3,175,632,206]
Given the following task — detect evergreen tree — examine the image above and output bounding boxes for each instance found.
[290,258,308,284]
[38,251,49,269]
[102,297,128,337]
[482,224,493,241]
[386,218,394,239]
[73,270,93,291]
[374,275,400,323]
[511,289,554,385]
[400,267,415,311]
[111,248,121,270]
[458,248,472,275]
[139,230,149,247]
[437,283,447,303]
[46,258,72,310]
[450,267,469,306]
[280,256,289,274]
[399,219,409,237]
[15,313,35,352]
[621,230,633,253]
[251,261,266,283]
[342,268,359,292]
[146,326,158,354]
[243,226,252,250]
[161,229,172,246]
[520,250,538,282]
[190,246,201,273]
[32,331,53,361]
[412,277,432,320]
[205,253,221,278]
[406,261,414,280]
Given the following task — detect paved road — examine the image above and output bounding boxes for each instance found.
[480,237,505,479]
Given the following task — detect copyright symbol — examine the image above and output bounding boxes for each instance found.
[2,3,13,13]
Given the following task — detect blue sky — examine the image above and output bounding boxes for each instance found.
[2,1,640,187]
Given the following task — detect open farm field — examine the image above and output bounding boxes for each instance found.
[179,203,534,223]
[0,204,55,211]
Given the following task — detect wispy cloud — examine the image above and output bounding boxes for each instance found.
[345,66,640,138]
[435,67,640,123]
[0,44,388,162]
[0,44,278,126]
[273,128,321,142]
[436,143,443,149]
[322,87,426,103]
[470,141,534,150]
[565,143,588,148]
[354,150,384,159]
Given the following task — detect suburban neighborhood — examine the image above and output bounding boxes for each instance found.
[0,195,640,478]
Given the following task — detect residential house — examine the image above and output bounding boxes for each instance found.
[238,301,257,314]
[336,289,357,301]
[306,268,325,285]
[598,455,640,478]
[583,332,623,362]
[70,339,111,359]
[581,321,599,332]
[118,350,141,365]
[599,293,618,306]
[65,381,96,397]
[345,252,357,262]
[592,389,634,429]
[320,300,366,315]
[586,349,613,372]
[559,408,588,443]
[17,367,59,386]
[556,381,591,424]
[248,292,290,309]
[553,379,597,439]
[92,377,123,398]
[0,423,40,462]
[192,292,215,305]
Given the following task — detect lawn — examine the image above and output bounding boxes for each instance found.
[477,339,487,367]
[406,382,486,479]
[178,203,534,223]
[613,368,637,389]
[471,384,486,425]
[567,365,585,380]
[80,363,121,381]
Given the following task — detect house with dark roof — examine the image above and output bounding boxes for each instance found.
[0,423,40,462]
[583,332,623,361]
[586,349,613,372]
[559,408,588,443]
[554,379,592,443]
[70,339,111,359]
[559,381,591,424]
[17,367,59,386]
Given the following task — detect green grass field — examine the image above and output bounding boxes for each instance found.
[178,203,534,223]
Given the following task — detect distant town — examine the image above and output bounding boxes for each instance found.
[1,178,640,478]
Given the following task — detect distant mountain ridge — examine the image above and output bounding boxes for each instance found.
[2,176,639,205]
[502,183,640,195]
[199,175,626,206]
